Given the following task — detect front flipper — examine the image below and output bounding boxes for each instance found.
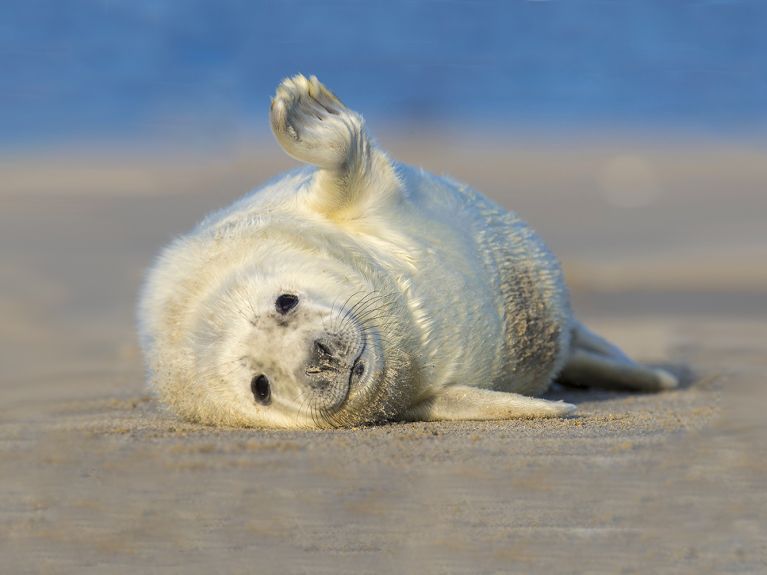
[558,321,678,392]
[270,74,399,219]
[403,385,576,422]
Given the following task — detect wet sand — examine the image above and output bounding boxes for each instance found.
[1,136,766,573]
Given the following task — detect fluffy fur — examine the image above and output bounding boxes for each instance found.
[138,74,677,429]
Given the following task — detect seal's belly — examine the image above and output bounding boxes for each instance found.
[474,206,572,395]
[375,166,572,396]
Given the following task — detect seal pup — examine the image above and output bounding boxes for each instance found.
[138,74,677,429]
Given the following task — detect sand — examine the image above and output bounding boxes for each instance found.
[1,136,766,574]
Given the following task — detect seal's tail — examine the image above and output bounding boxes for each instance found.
[557,321,678,392]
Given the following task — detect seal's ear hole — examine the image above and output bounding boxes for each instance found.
[251,374,272,405]
[275,294,299,314]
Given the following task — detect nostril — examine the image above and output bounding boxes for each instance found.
[314,340,333,358]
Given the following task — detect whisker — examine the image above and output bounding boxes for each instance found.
[244,294,258,323]
[332,290,365,332]
[340,290,383,327]
[353,305,396,328]
[335,291,398,336]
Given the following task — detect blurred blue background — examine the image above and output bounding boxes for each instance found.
[1,0,765,149]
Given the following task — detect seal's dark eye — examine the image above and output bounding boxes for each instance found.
[275,293,299,314]
[251,374,271,405]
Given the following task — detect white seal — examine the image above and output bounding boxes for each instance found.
[138,75,677,429]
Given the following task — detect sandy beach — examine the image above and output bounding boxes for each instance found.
[1,136,766,573]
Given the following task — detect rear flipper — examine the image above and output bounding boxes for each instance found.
[270,74,399,219]
[558,322,678,392]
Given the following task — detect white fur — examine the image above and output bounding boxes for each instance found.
[138,75,676,429]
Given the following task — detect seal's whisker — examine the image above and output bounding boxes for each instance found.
[346,290,389,321]
[332,289,366,332]
[239,285,259,322]
[358,321,396,337]
[351,291,397,317]
[348,290,384,316]
[358,316,399,338]
[324,293,343,333]
[357,312,398,333]
[357,299,397,323]
[334,291,399,337]
[232,306,253,324]
[296,389,314,427]
[312,398,329,428]
[338,290,378,330]
[353,300,397,326]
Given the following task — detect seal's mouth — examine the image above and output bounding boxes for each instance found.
[334,338,366,413]
[349,340,367,383]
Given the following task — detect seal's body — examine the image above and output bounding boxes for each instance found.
[139,75,676,428]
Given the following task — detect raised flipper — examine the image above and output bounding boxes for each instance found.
[558,321,678,392]
[270,74,399,219]
[403,385,576,422]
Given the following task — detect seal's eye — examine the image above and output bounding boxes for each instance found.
[251,374,271,405]
[275,293,299,314]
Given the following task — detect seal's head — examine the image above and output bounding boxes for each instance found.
[141,235,416,429]
[207,276,389,428]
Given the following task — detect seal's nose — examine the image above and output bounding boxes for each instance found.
[313,338,335,362]
[304,338,343,390]
[303,334,361,407]
[306,337,344,375]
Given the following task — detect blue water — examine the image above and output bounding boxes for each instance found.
[1,0,765,147]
